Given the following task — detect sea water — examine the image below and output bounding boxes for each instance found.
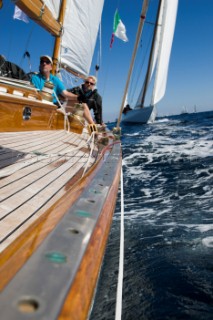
[90,110,213,320]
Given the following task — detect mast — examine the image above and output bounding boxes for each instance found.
[116,0,150,128]
[52,0,67,75]
[140,0,163,108]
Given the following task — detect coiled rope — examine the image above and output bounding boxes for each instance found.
[115,166,125,320]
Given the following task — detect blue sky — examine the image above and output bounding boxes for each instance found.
[0,1,213,121]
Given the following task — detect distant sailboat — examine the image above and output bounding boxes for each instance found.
[119,0,178,125]
[181,105,188,114]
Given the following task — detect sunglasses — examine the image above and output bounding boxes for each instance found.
[40,60,51,64]
[85,81,95,86]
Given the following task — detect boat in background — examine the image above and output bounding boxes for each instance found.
[118,0,178,125]
[0,1,122,319]
[181,105,189,114]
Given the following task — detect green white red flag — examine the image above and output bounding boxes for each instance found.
[110,9,128,48]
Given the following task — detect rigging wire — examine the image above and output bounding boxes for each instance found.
[19,24,35,70]
[95,22,102,81]
[1,1,12,60]
[128,39,145,105]
[100,49,111,100]
[101,0,120,100]
[128,23,154,107]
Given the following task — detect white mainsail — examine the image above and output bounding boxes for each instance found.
[136,0,178,108]
[16,0,104,77]
[60,0,104,77]
[42,1,60,19]
[151,0,178,105]
[121,0,178,124]
[136,0,164,106]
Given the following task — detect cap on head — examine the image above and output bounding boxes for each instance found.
[40,55,53,65]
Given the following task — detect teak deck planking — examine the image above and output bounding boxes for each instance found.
[0,130,97,252]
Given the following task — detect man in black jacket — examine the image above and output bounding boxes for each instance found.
[68,76,103,124]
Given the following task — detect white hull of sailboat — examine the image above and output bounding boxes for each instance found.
[122,105,156,124]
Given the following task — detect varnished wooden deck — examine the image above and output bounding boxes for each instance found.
[0,129,97,252]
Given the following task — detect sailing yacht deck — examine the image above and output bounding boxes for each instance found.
[0,129,97,252]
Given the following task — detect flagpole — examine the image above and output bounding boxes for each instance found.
[116,0,150,128]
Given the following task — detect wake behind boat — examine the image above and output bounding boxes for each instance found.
[119,0,178,125]
[0,1,122,319]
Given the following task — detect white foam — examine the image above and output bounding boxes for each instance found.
[128,167,143,175]
[122,152,141,164]
[159,223,213,232]
[124,132,140,136]
[195,224,213,232]
[202,236,213,247]
[141,188,152,197]
[140,133,213,159]
[156,118,170,123]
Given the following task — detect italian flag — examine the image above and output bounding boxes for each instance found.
[110,9,128,48]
